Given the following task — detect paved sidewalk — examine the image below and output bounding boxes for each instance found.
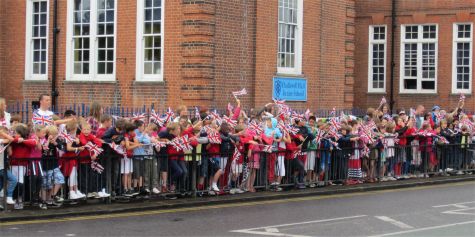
[1,175,474,222]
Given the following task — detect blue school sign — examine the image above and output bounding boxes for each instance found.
[272,77,307,101]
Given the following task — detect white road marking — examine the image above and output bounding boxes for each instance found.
[433,200,475,208]
[442,207,475,216]
[65,234,76,237]
[375,216,414,229]
[265,228,280,233]
[230,215,367,236]
[9,227,18,230]
[368,220,475,237]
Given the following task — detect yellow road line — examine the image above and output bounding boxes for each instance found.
[1,181,473,227]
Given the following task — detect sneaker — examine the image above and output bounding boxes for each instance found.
[388,177,397,181]
[123,190,133,197]
[297,184,306,189]
[144,188,151,194]
[229,188,237,195]
[236,188,245,194]
[97,191,111,198]
[456,171,464,175]
[270,182,279,186]
[69,191,80,200]
[39,203,48,210]
[211,184,220,192]
[46,200,53,205]
[54,196,64,203]
[309,183,317,188]
[208,188,216,196]
[76,190,86,198]
[445,168,454,172]
[6,197,15,205]
[14,202,23,210]
[87,192,97,198]
[275,187,283,192]
[152,188,161,194]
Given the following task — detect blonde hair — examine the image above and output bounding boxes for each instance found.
[45,125,58,136]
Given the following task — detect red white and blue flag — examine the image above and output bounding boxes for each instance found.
[32,113,53,126]
[232,88,247,97]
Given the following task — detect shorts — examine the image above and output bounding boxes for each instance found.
[133,158,144,178]
[121,158,133,174]
[306,151,316,171]
[249,153,260,169]
[219,157,227,171]
[199,156,209,178]
[10,165,26,184]
[275,154,285,177]
[159,155,168,172]
[42,168,65,189]
[209,157,221,175]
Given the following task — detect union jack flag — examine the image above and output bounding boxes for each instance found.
[460,118,474,132]
[435,112,445,121]
[59,131,75,144]
[409,108,416,118]
[329,107,336,117]
[208,131,222,144]
[435,135,449,144]
[222,115,237,127]
[262,145,273,153]
[361,145,370,157]
[109,142,127,158]
[329,117,341,130]
[248,121,263,134]
[293,150,304,159]
[85,142,104,157]
[232,148,241,161]
[32,113,53,126]
[164,107,175,124]
[380,96,387,107]
[327,128,342,140]
[195,107,200,119]
[0,143,10,154]
[313,129,325,145]
[460,93,466,102]
[131,113,146,122]
[153,141,168,149]
[304,109,311,120]
[180,135,193,151]
[169,137,184,151]
[91,161,104,174]
[232,88,247,96]
[150,109,165,126]
[273,99,286,107]
[291,111,305,121]
[359,126,375,144]
[209,111,222,123]
[366,120,378,131]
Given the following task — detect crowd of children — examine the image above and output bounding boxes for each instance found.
[0,94,474,210]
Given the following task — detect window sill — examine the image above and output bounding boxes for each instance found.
[398,92,438,95]
[63,80,117,84]
[367,91,387,95]
[275,73,305,78]
[23,79,49,84]
[133,80,166,85]
[450,93,471,96]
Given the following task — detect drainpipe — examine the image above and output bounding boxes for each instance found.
[51,0,59,110]
[389,0,396,113]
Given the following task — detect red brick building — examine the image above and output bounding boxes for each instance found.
[355,0,475,112]
[0,0,474,113]
[0,0,355,112]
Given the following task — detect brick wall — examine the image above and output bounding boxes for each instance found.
[1,0,358,112]
[355,0,475,113]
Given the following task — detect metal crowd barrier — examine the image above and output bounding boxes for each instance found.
[1,141,474,211]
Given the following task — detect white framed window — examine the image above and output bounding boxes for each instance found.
[277,0,303,75]
[399,24,438,93]
[368,25,387,93]
[65,0,117,81]
[452,23,473,94]
[136,0,164,81]
[25,0,49,81]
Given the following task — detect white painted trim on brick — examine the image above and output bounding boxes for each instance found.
[452,22,473,94]
[399,24,438,94]
[65,0,117,82]
[135,0,165,82]
[25,0,49,81]
[277,0,303,75]
[368,25,387,93]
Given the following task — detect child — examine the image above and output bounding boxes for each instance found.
[0,127,16,207]
[318,123,332,186]
[165,122,188,194]
[262,118,282,188]
[381,124,397,181]
[102,118,127,196]
[205,121,223,195]
[9,124,38,209]
[133,120,149,195]
[96,114,112,139]
[144,123,161,194]
[123,122,141,196]
[60,120,86,200]
[306,116,318,187]
[39,125,65,209]
[220,122,239,192]
[79,123,109,198]
[246,129,262,193]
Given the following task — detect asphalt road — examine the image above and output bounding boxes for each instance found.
[1,181,475,237]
